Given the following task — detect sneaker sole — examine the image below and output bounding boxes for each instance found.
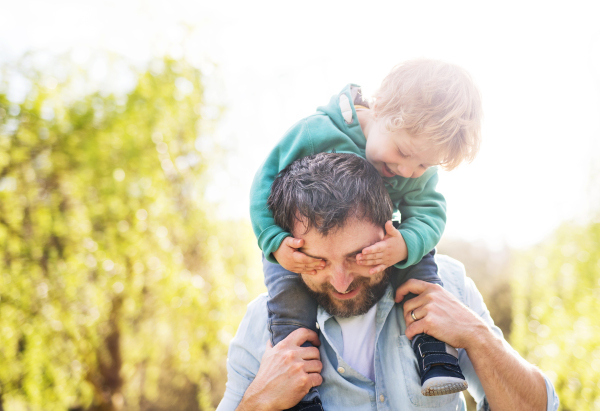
[421,377,468,396]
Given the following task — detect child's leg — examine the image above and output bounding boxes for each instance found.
[390,249,443,300]
[262,255,324,410]
[391,249,468,397]
[263,255,319,346]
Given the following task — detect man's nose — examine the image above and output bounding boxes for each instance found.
[329,263,354,293]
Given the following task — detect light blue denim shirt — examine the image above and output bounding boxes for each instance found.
[217,255,559,411]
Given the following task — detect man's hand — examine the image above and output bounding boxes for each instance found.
[237,328,323,411]
[356,220,407,275]
[396,279,549,410]
[273,237,325,275]
[395,279,489,348]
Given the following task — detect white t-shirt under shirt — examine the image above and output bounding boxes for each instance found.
[335,304,378,381]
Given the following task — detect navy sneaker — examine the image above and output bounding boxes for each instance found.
[285,396,324,411]
[412,334,468,396]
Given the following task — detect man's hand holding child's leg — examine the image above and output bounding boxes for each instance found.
[237,328,323,411]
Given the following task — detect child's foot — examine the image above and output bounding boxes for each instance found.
[412,334,468,396]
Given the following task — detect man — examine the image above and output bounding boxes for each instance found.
[218,153,559,411]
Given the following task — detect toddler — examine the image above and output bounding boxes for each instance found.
[250,59,483,410]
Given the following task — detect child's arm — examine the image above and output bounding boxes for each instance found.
[250,120,324,275]
[357,168,446,273]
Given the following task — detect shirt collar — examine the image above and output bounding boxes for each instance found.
[317,285,397,335]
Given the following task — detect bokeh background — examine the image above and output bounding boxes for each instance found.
[1,1,599,410]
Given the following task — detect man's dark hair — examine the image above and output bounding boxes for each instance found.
[267,153,393,236]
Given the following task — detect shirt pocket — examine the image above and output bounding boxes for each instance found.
[397,335,458,408]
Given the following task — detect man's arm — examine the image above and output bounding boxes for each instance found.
[217,295,323,411]
[395,279,553,411]
[237,329,323,411]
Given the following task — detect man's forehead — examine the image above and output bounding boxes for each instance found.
[293,218,384,255]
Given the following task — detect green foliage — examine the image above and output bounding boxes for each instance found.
[511,222,600,410]
[0,56,263,410]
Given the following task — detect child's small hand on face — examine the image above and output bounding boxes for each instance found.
[356,220,407,275]
[273,237,326,275]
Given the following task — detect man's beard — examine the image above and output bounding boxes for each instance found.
[300,270,390,318]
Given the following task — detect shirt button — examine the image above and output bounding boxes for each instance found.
[337,367,345,374]
[379,394,385,402]
[315,322,320,330]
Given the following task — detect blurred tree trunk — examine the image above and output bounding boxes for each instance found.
[87,297,123,411]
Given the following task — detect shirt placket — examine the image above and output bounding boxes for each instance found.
[373,288,395,411]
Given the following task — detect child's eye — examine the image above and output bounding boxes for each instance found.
[397,148,408,158]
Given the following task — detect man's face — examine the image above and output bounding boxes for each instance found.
[294,217,390,318]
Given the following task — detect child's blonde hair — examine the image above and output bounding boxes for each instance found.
[371,58,483,170]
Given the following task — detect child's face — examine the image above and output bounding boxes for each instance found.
[365,121,444,179]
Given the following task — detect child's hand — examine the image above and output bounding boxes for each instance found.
[272,237,325,275]
[356,221,407,275]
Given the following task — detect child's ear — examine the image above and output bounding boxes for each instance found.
[371,101,378,118]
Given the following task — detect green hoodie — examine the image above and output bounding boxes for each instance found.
[250,84,446,269]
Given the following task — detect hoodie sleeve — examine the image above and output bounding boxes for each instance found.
[392,168,446,269]
[249,120,315,263]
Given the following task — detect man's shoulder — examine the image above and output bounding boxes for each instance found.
[244,292,269,324]
[246,293,269,316]
[436,254,467,277]
[435,254,468,304]
[228,293,270,361]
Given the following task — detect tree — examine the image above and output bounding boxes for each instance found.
[0,55,262,410]
[511,221,600,410]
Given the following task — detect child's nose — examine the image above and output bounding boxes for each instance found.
[396,165,414,178]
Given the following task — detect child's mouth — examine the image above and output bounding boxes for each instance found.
[382,164,395,177]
